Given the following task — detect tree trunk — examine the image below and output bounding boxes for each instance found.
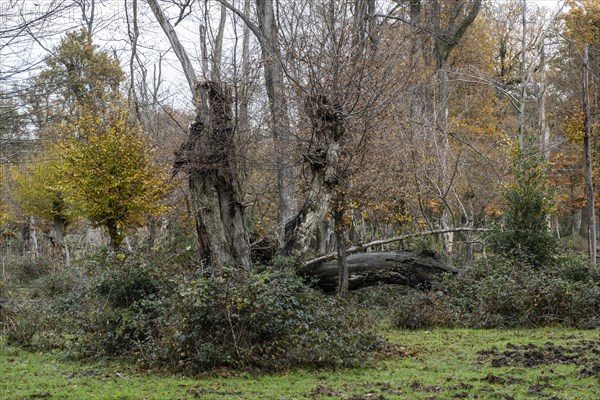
[23,216,39,260]
[176,82,251,270]
[583,43,596,265]
[302,250,456,292]
[283,95,345,255]
[107,220,122,250]
[573,208,582,237]
[53,215,70,267]
[333,202,348,297]
[256,0,297,236]
[431,0,482,256]
[147,0,197,101]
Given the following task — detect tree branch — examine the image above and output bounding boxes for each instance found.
[146,0,197,103]
[303,227,492,269]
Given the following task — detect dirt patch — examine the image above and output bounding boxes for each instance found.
[309,385,345,398]
[188,387,243,397]
[579,362,600,377]
[478,340,600,368]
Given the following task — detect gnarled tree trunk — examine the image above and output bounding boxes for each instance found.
[302,250,456,292]
[175,82,251,270]
[283,95,345,255]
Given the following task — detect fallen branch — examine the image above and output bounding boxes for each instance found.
[303,227,492,270]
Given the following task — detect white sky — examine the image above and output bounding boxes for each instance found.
[0,0,570,112]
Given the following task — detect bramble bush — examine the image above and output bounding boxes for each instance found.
[161,267,383,372]
[390,254,600,330]
[57,248,385,372]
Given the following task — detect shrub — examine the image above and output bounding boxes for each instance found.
[490,141,556,267]
[385,254,600,330]
[8,258,55,284]
[392,289,457,329]
[161,267,384,372]
[70,249,384,372]
[441,256,600,328]
[96,265,158,309]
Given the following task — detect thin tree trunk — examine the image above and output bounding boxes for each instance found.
[583,43,596,264]
[28,216,39,260]
[437,63,453,255]
[147,0,197,102]
[255,0,297,238]
[430,0,482,256]
[518,0,527,147]
[238,0,251,133]
[211,4,227,81]
[538,34,550,161]
[334,199,348,297]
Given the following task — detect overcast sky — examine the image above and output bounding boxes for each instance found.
[0,0,570,112]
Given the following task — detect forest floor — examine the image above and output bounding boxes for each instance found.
[1,327,600,400]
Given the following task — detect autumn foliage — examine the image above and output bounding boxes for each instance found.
[57,106,171,248]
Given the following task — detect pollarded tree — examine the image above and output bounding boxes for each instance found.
[58,105,171,249]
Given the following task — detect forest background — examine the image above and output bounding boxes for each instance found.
[2,0,600,379]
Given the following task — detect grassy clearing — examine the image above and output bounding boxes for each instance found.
[2,327,600,399]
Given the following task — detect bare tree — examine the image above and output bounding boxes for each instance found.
[148,0,250,269]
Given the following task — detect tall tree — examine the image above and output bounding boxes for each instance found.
[36,28,124,114]
[255,0,298,239]
[431,0,482,255]
[148,0,251,269]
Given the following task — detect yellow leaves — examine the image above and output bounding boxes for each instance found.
[564,0,600,46]
[11,145,78,224]
[563,111,586,144]
[57,103,172,246]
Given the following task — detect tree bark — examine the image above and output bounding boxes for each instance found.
[255,0,297,236]
[283,95,345,255]
[53,214,70,267]
[302,250,456,292]
[583,43,596,265]
[176,82,251,270]
[333,202,348,297]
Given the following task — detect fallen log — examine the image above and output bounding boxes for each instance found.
[301,250,457,292]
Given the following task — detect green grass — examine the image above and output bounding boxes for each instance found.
[2,328,600,399]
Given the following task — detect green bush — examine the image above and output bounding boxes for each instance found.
[385,254,600,330]
[162,267,384,372]
[490,141,556,267]
[68,250,384,372]
[96,265,158,309]
[441,256,600,328]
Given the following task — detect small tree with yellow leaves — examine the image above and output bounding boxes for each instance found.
[59,106,170,249]
[11,146,77,243]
